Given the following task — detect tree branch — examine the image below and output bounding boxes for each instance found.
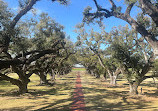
[93,0,111,14]
[0,73,21,85]
[89,47,106,68]
[16,40,60,58]
[0,48,60,70]
[108,0,116,11]
[125,2,136,17]
[140,0,158,26]
[10,0,39,28]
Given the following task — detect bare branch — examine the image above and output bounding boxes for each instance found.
[89,47,106,68]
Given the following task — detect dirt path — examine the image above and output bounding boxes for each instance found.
[71,72,86,111]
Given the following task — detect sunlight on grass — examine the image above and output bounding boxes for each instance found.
[0,71,158,110]
[0,72,76,110]
[81,72,158,111]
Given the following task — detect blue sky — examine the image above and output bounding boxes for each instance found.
[4,0,139,42]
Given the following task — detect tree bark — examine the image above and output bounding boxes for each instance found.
[107,68,121,86]
[39,72,48,85]
[0,72,30,94]
[129,82,139,95]
[50,69,56,80]
[18,82,28,94]
[109,75,117,85]
[139,0,158,27]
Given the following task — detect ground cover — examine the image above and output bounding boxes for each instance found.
[0,72,76,111]
[0,70,158,111]
[81,72,158,111]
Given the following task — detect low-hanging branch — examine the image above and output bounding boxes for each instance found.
[0,47,61,70]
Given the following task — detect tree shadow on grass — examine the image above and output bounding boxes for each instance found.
[33,98,72,111]
[143,90,158,97]
[0,80,12,86]
[32,87,76,111]
[83,87,153,111]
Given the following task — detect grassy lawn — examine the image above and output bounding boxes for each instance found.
[81,72,158,111]
[0,72,76,111]
[0,70,158,111]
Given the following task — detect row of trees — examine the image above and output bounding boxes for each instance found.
[0,0,75,94]
[75,23,158,95]
[0,0,158,95]
[72,0,158,95]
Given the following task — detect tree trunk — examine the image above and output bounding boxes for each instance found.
[109,76,117,85]
[50,69,56,80]
[107,70,118,86]
[18,82,28,94]
[18,76,30,94]
[51,73,56,80]
[103,73,107,80]
[129,82,139,95]
[0,72,29,94]
[39,72,48,85]
[96,74,100,78]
